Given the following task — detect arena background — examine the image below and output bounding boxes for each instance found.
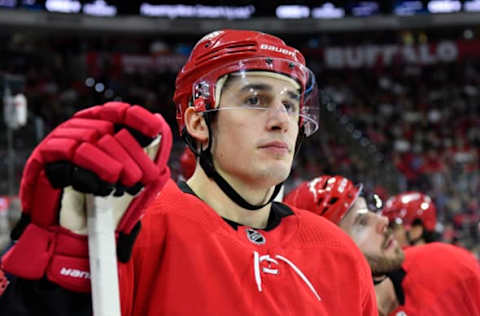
[0,0,479,256]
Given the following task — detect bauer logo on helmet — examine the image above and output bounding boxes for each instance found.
[260,44,296,58]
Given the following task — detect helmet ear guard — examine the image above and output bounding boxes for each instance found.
[193,97,208,113]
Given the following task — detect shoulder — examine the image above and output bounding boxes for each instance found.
[137,179,221,238]
[401,243,480,314]
[290,205,359,249]
[287,206,375,302]
[433,243,479,269]
[148,179,193,209]
[289,205,371,270]
[143,179,206,217]
[404,242,480,279]
[405,242,477,263]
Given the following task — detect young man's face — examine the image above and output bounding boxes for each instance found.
[210,72,300,189]
[339,197,405,276]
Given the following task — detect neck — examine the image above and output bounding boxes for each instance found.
[374,276,399,316]
[187,166,273,229]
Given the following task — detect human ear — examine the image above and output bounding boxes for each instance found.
[184,107,209,145]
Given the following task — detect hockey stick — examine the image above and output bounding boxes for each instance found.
[85,133,162,316]
[87,194,121,316]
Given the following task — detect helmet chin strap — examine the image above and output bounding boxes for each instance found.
[198,116,282,211]
[199,150,282,211]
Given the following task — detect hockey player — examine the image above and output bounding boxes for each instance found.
[381,191,437,248]
[0,30,377,315]
[284,176,405,282]
[285,175,480,316]
[378,240,480,316]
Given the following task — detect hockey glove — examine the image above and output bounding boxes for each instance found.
[1,102,172,292]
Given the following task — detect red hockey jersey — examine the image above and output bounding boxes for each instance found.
[118,179,377,315]
[390,242,480,316]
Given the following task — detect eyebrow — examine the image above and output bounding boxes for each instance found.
[240,83,300,100]
[240,83,272,92]
[287,91,301,100]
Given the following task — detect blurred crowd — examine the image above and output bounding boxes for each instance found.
[0,29,479,256]
[317,61,480,254]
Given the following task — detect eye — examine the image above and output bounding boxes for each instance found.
[244,94,270,108]
[283,101,299,114]
[245,96,260,106]
[357,215,369,226]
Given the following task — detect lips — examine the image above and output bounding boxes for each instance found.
[382,233,394,250]
[382,234,394,250]
[259,141,290,151]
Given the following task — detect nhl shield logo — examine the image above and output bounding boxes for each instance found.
[246,228,266,245]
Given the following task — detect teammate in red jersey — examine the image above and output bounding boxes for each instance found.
[379,191,480,315]
[285,175,480,316]
[0,30,377,315]
[284,176,405,283]
[382,191,437,248]
[382,242,480,316]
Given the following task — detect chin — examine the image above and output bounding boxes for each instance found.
[255,166,290,186]
[270,164,291,180]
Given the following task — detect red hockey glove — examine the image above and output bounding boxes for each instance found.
[1,102,173,292]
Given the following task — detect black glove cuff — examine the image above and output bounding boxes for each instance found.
[116,221,142,263]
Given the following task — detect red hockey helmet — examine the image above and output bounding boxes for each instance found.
[284,175,362,224]
[382,192,437,231]
[180,146,196,179]
[173,29,319,137]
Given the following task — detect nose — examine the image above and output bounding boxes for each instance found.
[375,214,389,234]
[266,100,291,133]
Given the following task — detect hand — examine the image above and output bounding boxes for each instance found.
[1,102,173,292]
